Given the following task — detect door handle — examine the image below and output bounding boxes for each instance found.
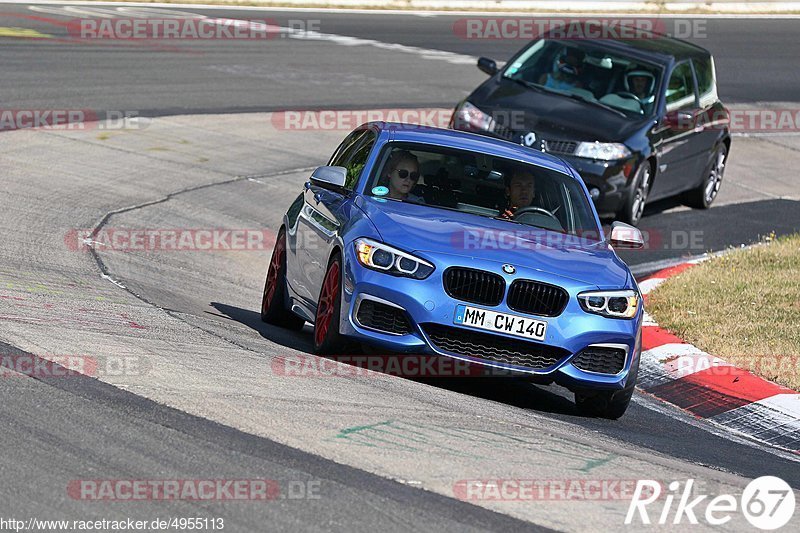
[314,193,323,204]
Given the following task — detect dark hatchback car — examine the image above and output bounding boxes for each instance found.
[450,30,731,225]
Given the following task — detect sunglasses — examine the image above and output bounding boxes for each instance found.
[394,169,420,181]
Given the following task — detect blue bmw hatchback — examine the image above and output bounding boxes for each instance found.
[261,122,645,418]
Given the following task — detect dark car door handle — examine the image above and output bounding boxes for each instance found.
[660,109,702,132]
[314,193,323,203]
[679,110,701,125]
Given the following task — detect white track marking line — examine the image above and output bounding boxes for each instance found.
[25,4,479,66]
[638,277,666,295]
[642,343,733,381]
[101,273,127,289]
[28,5,228,19]
[753,394,800,422]
[9,1,800,17]
[29,5,120,18]
[642,310,658,327]
[633,392,800,463]
[114,6,205,18]
[285,28,477,65]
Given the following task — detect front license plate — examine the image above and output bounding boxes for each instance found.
[454,305,547,341]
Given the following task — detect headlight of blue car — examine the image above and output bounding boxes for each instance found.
[578,289,640,319]
[355,238,435,280]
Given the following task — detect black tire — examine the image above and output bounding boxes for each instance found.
[313,253,346,355]
[617,162,652,226]
[575,355,640,419]
[575,387,634,420]
[260,228,306,330]
[684,144,727,209]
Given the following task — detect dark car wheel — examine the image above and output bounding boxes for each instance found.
[313,253,346,354]
[617,163,652,226]
[684,144,727,209]
[260,227,306,330]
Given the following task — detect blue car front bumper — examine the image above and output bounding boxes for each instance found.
[338,245,642,392]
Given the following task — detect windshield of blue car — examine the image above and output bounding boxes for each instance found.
[502,39,663,117]
[365,142,601,239]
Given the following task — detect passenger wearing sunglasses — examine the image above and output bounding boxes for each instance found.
[386,150,425,203]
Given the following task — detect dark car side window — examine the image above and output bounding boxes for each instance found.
[692,56,717,107]
[328,129,376,190]
[665,61,698,112]
[666,61,697,111]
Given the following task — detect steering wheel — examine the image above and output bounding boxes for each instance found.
[513,206,558,220]
[615,91,642,102]
[512,206,563,231]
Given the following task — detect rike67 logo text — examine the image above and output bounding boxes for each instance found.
[626,477,795,530]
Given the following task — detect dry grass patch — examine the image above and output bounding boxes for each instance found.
[647,233,800,390]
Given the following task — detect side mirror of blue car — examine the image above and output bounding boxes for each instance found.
[310,166,348,189]
[609,221,645,249]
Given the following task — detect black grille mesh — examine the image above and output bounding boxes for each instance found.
[356,299,411,335]
[491,122,515,141]
[544,140,578,155]
[507,280,569,317]
[572,347,627,374]
[444,267,505,306]
[421,323,569,370]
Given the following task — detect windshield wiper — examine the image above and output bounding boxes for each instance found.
[493,215,569,235]
[506,76,628,118]
[504,76,554,95]
[562,92,628,118]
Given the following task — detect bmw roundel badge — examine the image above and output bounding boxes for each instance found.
[502,264,516,274]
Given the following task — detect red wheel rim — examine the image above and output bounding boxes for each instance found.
[315,261,340,346]
[262,233,285,316]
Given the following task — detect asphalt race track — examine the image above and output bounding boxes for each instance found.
[1,3,799,531]
[3,5,800,109]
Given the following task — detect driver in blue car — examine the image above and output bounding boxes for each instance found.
[500,168,536,219]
